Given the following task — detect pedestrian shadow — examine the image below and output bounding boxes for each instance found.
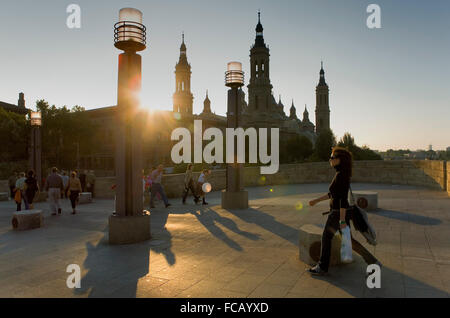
[149,209,176,265]
[308,256,449,298]
[190,207,261,251]
[150,204,261,253]
[224,207,299,246]
[374,209,442,226]
[74,233,151,298]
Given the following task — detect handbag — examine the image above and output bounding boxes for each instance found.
[349,186,377,246]
[14,189,21,203]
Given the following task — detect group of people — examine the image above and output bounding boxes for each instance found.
[182,164,211,206]
[8,167,95,215]
[140,164,211,209]
[9,170,40,211]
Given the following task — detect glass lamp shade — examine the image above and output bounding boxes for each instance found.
[30,111,42,126]
[114,8,146,51]
[225,62,244,87]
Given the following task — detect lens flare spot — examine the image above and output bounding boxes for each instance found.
[202,182,212,193]
[174,112,181,120]
[269,188,273,192]
[295,202,304,211]
[258,176,266,185]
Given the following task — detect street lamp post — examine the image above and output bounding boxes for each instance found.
[30,111,42,188]
[109,8,150,244]
[221,62,249,209]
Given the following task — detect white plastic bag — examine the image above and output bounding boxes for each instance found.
[340,226,353,263]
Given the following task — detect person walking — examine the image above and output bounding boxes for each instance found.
[79,170,87,192]
[149,164,171,208]
[8,172,17,200]
[61,171,69,198]
[14,172,26,211]
[67,171,82,215]
[307,147,380,275]
[45,167,64,216]
[182,164,199,204]
[24,170,39,210]
[197,169,211,205]
[86,170,96,198]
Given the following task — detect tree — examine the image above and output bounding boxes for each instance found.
[0,107,29,162]
[36,100,97,171]
[338,132,381,160]
[284,135,314,162]
[313,129,337,161]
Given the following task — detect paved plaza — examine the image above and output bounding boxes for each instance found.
[0,183,449,298]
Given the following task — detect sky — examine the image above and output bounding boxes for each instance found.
[1,0,449,151]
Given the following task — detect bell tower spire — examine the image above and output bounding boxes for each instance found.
[173,33,193,114]
[315,61,330,134]
[248,11,273,114]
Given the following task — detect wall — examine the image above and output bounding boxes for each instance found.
[1,160,448,198]
[447,161,450,196]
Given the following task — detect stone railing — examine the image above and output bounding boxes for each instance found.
[447,161,450,197]
[1,160,448,199]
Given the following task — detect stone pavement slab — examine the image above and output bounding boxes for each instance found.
[0,183,449,298]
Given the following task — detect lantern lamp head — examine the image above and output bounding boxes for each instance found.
[114,8,147,52]
[30,111,42,126]
[225,62,244,88]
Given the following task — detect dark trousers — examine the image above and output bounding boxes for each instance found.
[150,183,169,206]
[16,191,28,211]
[182,179,198,203]
[69,191,80,209]
[318,210,378,272]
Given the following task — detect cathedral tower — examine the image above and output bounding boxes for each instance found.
[202,90,211,114]
[315,62,330,134]
[247,12,273,113]
[173,33,193,114]
[289,100,297,120]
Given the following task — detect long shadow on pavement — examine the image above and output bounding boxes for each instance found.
[74,231,151,298]
[224,207,299,246]
[190,207,261,251]
[308,257,448,298]
[373,209,442,226]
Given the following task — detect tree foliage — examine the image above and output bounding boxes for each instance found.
[337,132,382,160]
[0,107,30,163]
[313,129,337,161]
[36,100,97,171]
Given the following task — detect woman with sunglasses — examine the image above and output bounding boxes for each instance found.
[307,147,380,275]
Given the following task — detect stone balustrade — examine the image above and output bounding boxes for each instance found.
[1,160,448,199]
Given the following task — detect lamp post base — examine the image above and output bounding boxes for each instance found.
[221,190,248,209]
[108,212,151,245]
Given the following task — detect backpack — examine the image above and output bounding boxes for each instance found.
[349,186,377,246]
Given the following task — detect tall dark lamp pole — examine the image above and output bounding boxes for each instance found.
[221,62,249,209]
[30,111,42,188]
[109,8,150,244]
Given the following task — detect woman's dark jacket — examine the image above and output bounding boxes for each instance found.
[327,164,351,210]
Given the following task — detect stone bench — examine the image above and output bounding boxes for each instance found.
[0,192,9,201]
[299,224,347,266]
[352,191,378,211]
[12,210,43,231]
[78,192,92,204]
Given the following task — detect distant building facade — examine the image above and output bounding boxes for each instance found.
[0,92,29,115]
[81,13,334,171]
